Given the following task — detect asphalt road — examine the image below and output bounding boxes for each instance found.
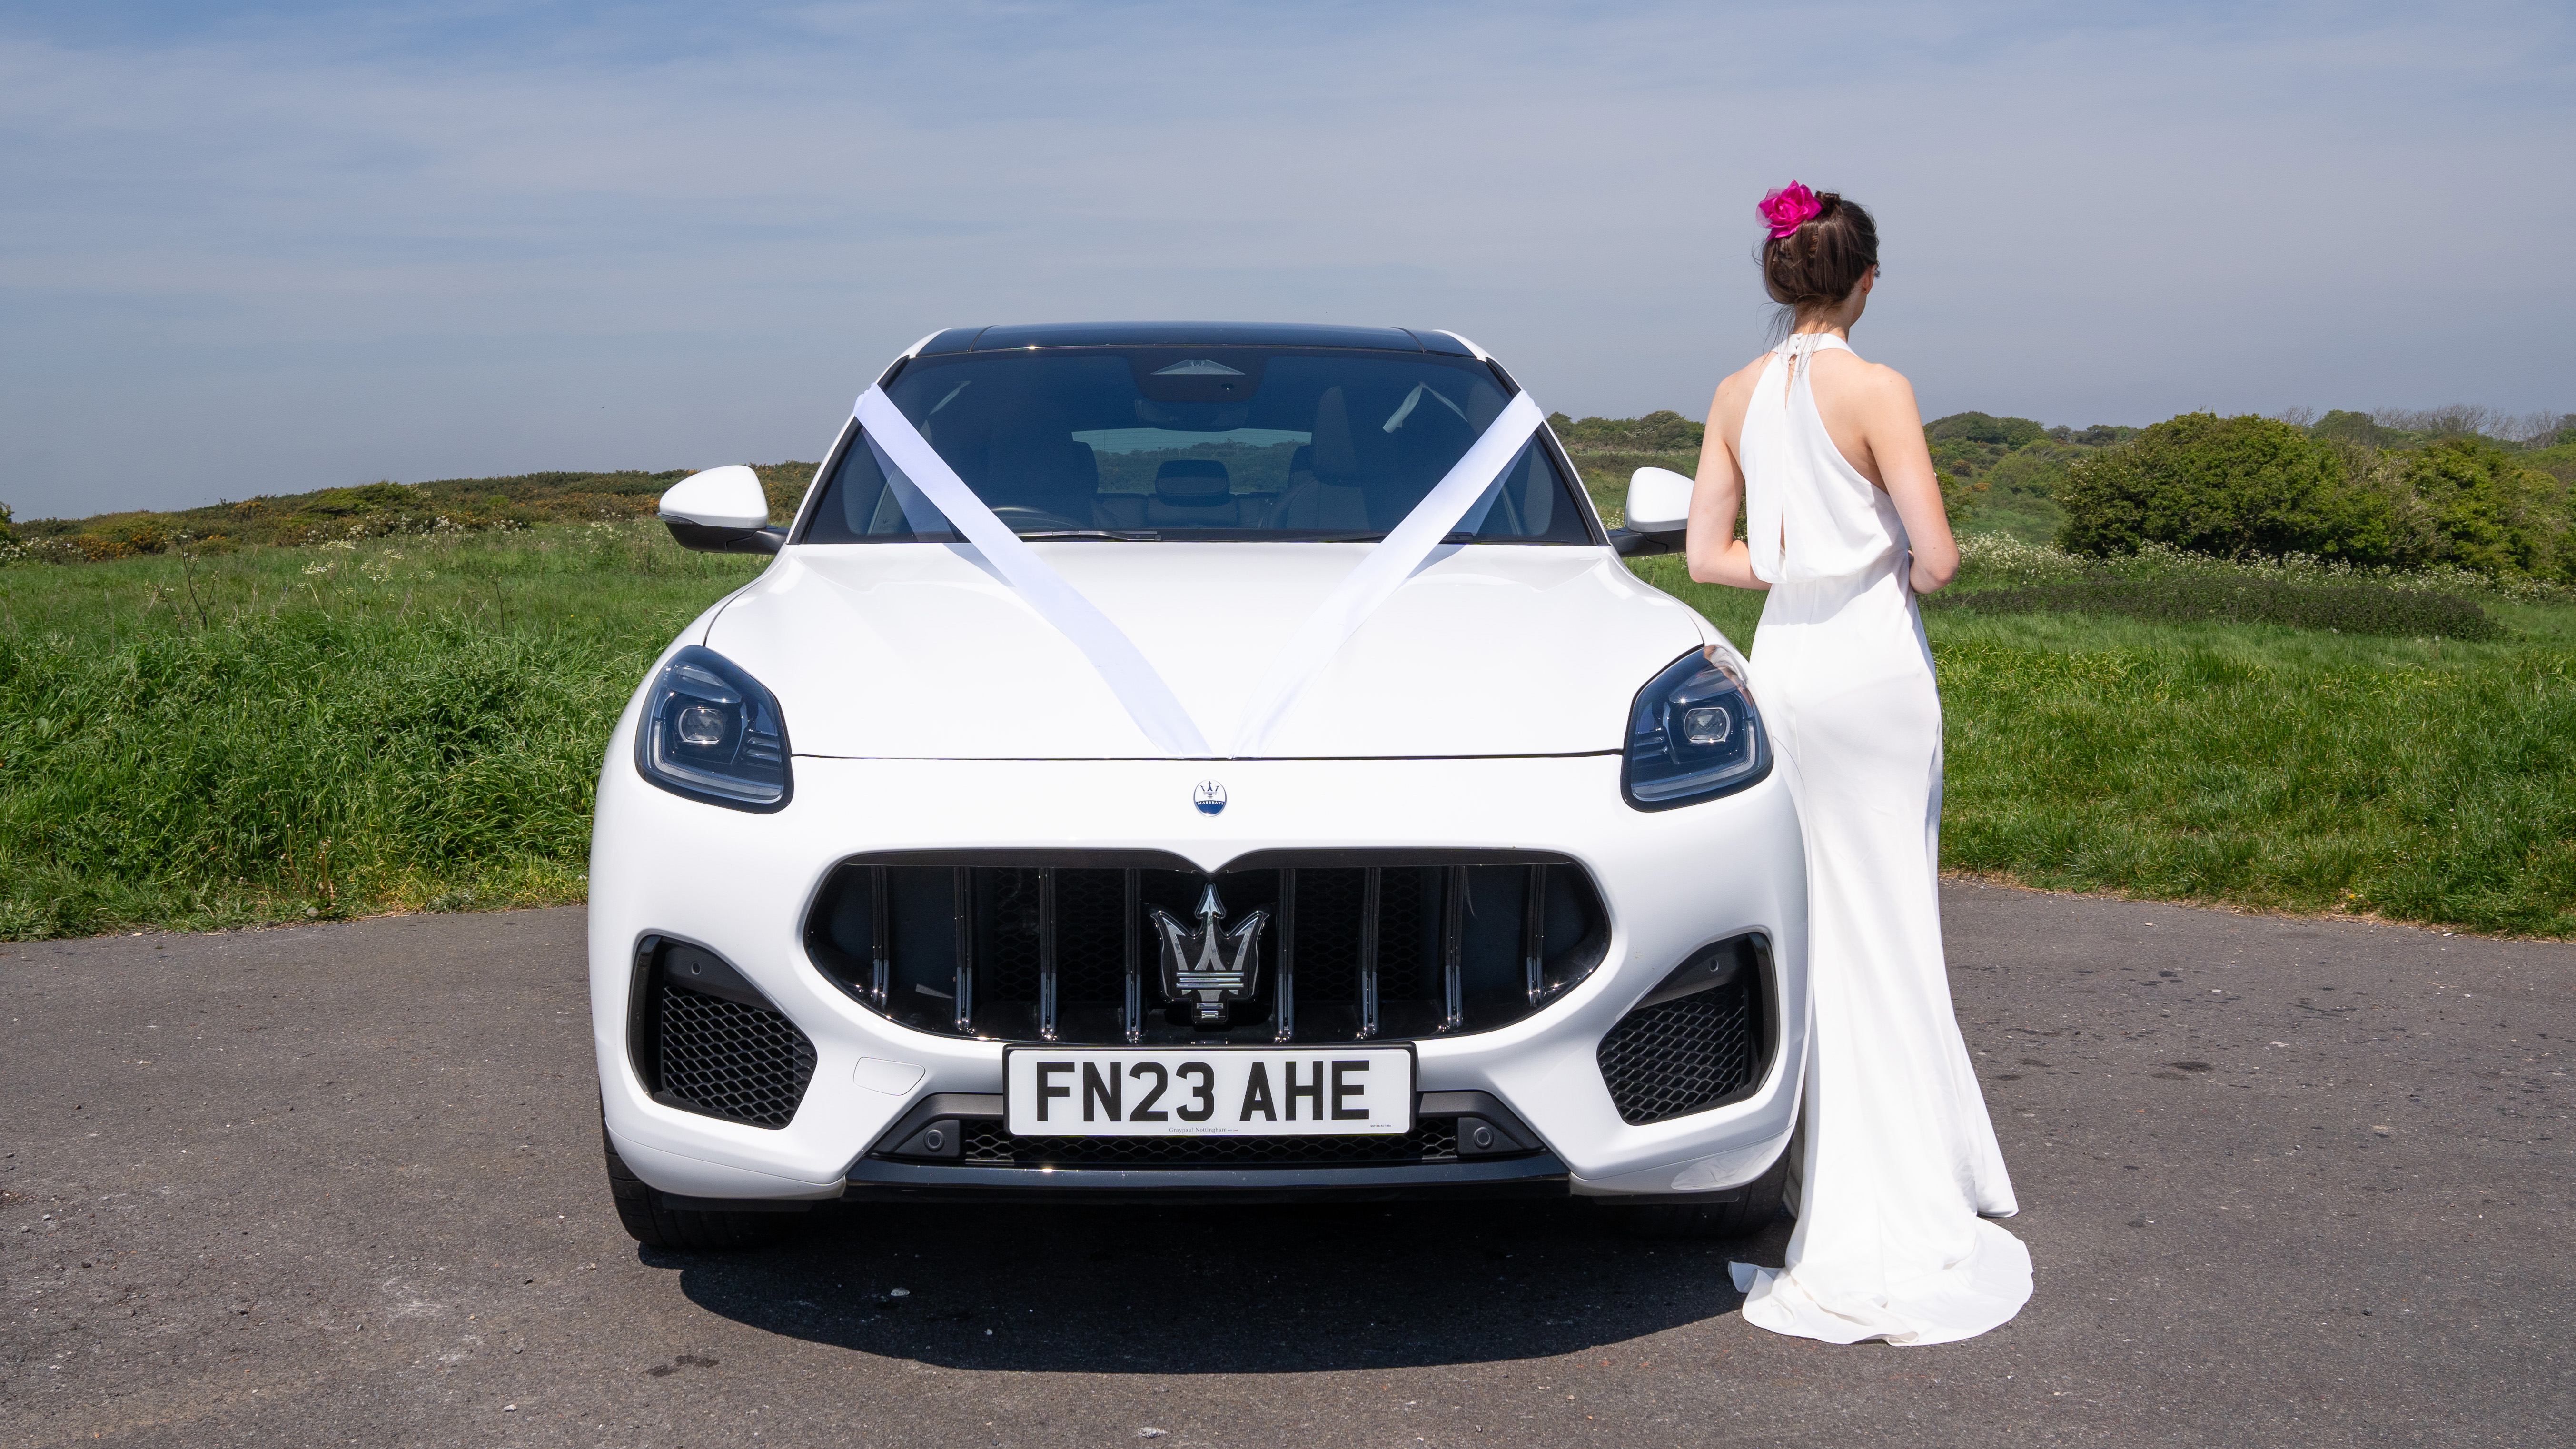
[4,884,2568,1447]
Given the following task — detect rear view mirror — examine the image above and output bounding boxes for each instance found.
[659,466,783,554]
[1611,466,1693,556]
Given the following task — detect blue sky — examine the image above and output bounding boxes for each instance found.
[2,1,2569,518]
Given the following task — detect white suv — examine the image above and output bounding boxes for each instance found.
[588,322,1805,1247]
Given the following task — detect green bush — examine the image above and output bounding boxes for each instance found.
[1930,576,2504,641]
[1927,411,2049,448]
[2048,424,2140,447]
[2402,437,2573,583]
[1548,409,1704,453]
[2057,412,2412,564]
[11,461,818,566]
[2313,409,2387,447]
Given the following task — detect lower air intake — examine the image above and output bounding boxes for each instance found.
[1595,936,1771,1125]
[633,937,816,1130]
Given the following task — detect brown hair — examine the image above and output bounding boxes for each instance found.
[1761,191,1879,318]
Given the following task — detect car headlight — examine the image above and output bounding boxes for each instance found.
[1621,646,1771,810]
[634,646,793,811]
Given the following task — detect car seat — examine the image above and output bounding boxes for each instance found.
[1145,459,1238,529]
[1263,389,1371,532]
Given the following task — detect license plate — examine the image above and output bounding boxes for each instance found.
[1003,1046,1414,1137]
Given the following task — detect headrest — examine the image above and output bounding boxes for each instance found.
[1154,459,1232,502]
[1289,444,1315,476]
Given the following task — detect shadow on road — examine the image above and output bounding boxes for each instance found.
[654,1199,1786,1372]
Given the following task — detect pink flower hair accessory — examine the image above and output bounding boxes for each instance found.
[1758,182,1823,240]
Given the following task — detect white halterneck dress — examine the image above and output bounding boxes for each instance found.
[1725,332,2032,1346]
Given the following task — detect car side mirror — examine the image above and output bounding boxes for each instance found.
[659,466,784,554]
[1611,466,1693,557]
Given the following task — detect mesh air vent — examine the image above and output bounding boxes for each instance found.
[654,980,817,1130]
[1596,977,1761,1125]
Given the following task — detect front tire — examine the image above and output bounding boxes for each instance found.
[1597,1140,1793,1240]
[603,1126,804,1250]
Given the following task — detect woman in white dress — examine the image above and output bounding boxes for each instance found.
[1685,183,2032,1345]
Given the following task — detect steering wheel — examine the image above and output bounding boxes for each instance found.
[989,505,1090,532]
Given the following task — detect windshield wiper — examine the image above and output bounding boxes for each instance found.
[1275,531,1483,544]
[1015,529,1161,541]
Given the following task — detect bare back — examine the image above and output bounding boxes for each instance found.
[1684,336,1959,595]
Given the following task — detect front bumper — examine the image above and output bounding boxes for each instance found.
[589,743,1807,1204]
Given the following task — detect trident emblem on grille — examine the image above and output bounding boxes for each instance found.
[1150,883,1270,1027]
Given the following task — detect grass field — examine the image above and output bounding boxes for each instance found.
[0,522,762,938]
[4,516,2572,940]
[1630,553,2576,937]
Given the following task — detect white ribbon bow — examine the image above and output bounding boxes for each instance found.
[850,384,1548,759]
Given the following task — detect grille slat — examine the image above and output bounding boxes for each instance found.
[1273,867,1298,1043]
[807,853,1610,1046]
[1440,864,1466,1032]
[1121,870,1143,1044]
[1036,868,1059,1041]
[1358,867,1382,1039]
[951,866,975,1035]
[1522,863,1546,1006]
[867,864,890,1009]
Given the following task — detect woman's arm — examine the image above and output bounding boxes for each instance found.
[1860,368,1957,594]
[1685,363,1767,590]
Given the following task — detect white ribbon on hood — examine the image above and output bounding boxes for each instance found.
[852,386,1212,757]
[852,382,1547,760]
[1226,390,1545,755]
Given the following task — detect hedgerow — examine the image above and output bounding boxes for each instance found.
[2057,415,2574,583]
[1929,576,2503,641]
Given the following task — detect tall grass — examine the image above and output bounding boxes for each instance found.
[0,522,761,937]
[1628,549,2576,937]
[7,523,2572,939]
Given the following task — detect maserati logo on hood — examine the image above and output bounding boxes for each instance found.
[1193,781,1227,815]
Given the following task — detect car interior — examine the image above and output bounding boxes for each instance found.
[801,349,1594,545]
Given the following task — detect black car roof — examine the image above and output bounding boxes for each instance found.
[915,322,1475,356]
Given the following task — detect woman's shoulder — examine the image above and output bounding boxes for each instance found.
[1811,347,1918,407]
[1813,346,1910,387]
[1714,350,1773,404]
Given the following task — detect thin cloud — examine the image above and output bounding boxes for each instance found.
[0,0,2567,515]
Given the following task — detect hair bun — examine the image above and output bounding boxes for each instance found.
[1758,189,1878,316]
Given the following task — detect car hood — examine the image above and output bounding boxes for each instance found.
[702,542,1713,760]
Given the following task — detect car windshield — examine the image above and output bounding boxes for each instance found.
[799,347,1595,545]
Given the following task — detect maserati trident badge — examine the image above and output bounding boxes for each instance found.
[1150,883,1269,1027]
[1193,780,1227,815]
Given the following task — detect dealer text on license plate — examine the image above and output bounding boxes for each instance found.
[1002,1047,1413,1136]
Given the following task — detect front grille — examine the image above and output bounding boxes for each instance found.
[631,938,817,1130]
[804,851,1609,1045]
[1596,937,1770,1124]
[950,1118,1463,1167]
